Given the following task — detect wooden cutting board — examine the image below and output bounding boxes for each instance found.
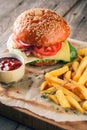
[0,102,87,130]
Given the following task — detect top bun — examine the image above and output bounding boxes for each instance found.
[13,8,70,47]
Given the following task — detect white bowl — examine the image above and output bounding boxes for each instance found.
[0,53,25,83]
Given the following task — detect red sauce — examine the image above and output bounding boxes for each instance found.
[0,57,22,71]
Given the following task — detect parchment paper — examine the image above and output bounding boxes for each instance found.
[0,38,87,122]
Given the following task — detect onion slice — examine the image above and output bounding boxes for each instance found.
[12,34,30,48]
[18,40,30,47]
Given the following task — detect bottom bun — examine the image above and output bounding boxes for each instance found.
[30,60,57,66]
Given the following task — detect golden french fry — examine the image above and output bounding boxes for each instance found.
[85,82,87,87]
[40,86,56,94]
[56,90,70,108]
[76,55,82,62]
[64,82,77,91]
[82,100,87,110]
[51,83,81,102]
[74,87,84,99]
[76,85,87,99]
[49,94,59,104]
[71,71,76,79]
[78,48,87,56]
[51,83,62,89]
[49,65,69,77]
[73,56,87,81]
[70,80,87,99]
[66,62,72,67]
[40,81,48,91]
[45,73,66,85]
[64,70,71,80]
[62,87,81,102]
[78,67,87,85]
[72,61,79,72]
[66,95,84,113]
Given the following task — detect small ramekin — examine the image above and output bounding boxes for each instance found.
[0,52,25,83]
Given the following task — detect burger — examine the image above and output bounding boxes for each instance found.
[7,8,77,66]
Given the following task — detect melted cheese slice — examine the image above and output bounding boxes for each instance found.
[7,35,70,64]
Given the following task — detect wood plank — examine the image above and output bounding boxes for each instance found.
[54,0,79,15]
[0,0,78,51]
[0,0,78,18]
[0,0,87,130]
[0,115,32,130]
[16,124,32,130]
[0,0,34,38]
[0,115,18,130]
[0,103,64,130]
[0,103,87,130]
[0,0,24,37]
[0,0,24,18]
[65,0,87,41]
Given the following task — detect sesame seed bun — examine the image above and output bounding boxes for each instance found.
[13,8,70,47]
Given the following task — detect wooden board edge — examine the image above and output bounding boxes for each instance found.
[0,102,64,130]
[0,102,87,130]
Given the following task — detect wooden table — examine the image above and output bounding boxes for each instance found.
[0,0,87,130]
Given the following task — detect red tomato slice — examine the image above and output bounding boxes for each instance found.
[34,43,62,56]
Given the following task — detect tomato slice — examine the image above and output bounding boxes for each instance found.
[34,43,62,56]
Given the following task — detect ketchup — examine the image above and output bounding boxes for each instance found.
[0,57,22,71]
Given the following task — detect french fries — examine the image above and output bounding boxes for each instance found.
[40,81,48,91]
[72,61,79,72]
[51,83,81,102]
[78,67,87,85]
[49,65,69,77]
[62,87,81,102]
[73,56,87,81]
[78,47,87,56]
[66,95,84,113]
[56,90,71,108]
[82,101,87,110]
[48,94,59,104]
[64,70,71,80]
[45,73,66,85]
[76,85,87,99]
[40,48,87,113]
[40,86,56,94]
[74,87,84,99]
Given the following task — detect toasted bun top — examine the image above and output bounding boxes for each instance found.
[13,8,70,46]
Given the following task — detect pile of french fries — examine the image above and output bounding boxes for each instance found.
[40,48,87,113]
